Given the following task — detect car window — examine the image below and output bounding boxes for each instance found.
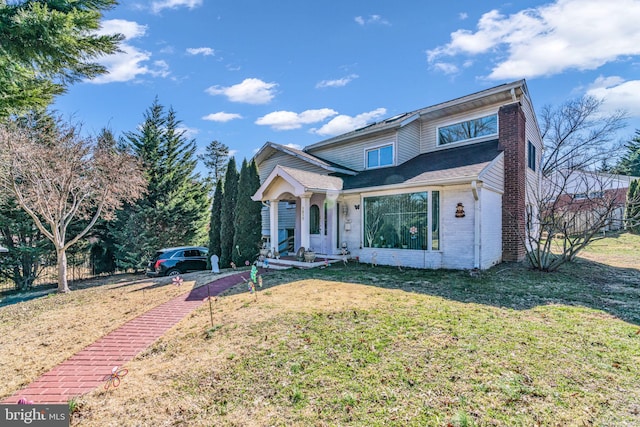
[184,249,200,257]
[173,251,185,258]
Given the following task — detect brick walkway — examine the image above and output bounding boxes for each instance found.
[2,272,252,404]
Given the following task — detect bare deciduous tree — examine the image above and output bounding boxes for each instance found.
[523,96,637,271]
[540,96,627,175]
[525,170,638,271]
[0,118,145,292]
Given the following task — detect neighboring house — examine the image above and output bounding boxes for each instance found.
[252,80,543,270]
[546,170,639,234]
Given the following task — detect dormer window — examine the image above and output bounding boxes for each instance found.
[437,114,498,146]
[366,144,393,169]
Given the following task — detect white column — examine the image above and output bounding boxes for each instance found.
[269,199,279,254]
[300,194,311,250]
[331,202,338,254]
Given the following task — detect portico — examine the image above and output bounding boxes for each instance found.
[252,165,343,255]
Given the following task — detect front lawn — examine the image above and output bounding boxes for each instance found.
[1,234,638,425]
[65,233,640,426]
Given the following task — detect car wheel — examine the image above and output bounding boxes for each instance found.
[166,268,181,277]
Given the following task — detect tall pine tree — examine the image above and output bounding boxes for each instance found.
[233,159,262,265]
[615,130,640,177]
[208,179,224,259]
[109,99,209,270]
[0,0,123,117]
[220,157,238,267]
[199,139,229,188]
[626,179,640,234]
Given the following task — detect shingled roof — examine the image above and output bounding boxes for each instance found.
[336,139,502,190]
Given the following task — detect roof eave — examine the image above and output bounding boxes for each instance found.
[340,174,482,194]
[304,80,526,151]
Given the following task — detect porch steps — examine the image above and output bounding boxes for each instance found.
[262,254,349,270]
[261,262,292,271]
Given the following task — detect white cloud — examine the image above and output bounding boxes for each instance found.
[432,62,459,75]
[202,112,243,122]
[255,109,338,131]
[311,108,387,136]
[459,12,468,20]
[284,143,303,150]
[98,19,147,39]
[91,20,171,84]
[159,45,175,54]
[427,0,640,79]
[206,78,278,104]
[316,74,359,88]
[177,125,199,139]
[586,76,640,117]
[149,60,170,78]
[151,0,202,13]
[354,15,390,26]
[187,47,215,56]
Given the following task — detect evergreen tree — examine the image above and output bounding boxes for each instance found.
[232,159,262,265]
[626,179,640,234]
[220,157,238,267]
[109,99,209,270]
[0,197,54,290]
[0,111,56,289]
[0,115,145,292]
[0,0,123,117]
[199,140,229,187]
[208,179,224,259]
[615,130,640,176]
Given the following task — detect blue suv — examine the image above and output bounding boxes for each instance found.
[146,246,209,277]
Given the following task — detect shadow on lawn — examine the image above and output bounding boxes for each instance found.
[259,258,640,326]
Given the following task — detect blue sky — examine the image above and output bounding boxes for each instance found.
[53,0,640,169]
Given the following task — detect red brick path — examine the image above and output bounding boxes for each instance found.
[2,272,251,404]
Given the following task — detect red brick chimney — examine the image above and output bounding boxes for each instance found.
[499,102,526,262]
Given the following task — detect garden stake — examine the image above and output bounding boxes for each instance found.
[206,284,215,328]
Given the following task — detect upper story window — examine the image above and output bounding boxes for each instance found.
[366,144,393,169]
[437,114,498,146]
[528,141,537,171]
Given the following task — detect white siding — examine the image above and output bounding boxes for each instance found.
[479,188,502,268]
[258,152,328,182]
[339,195,362,253]
[397,120,421,165]
[479,154,504,193]
[521,95,543,240]
[440,186,476,269]
[308,130,397,171]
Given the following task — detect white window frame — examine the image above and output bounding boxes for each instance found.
[436,113,499,147]
[365,143,394,170]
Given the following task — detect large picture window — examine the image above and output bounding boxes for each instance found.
[363,191,440,250]
[366,144,393,169]
[438,114,497,146]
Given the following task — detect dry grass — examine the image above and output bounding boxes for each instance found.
[0,271,219,399]
[70,278,640,426]
[1,234,640,426]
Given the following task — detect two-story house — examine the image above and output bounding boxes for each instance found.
[252,79,542,269]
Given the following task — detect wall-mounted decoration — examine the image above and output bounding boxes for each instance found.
[455,203,466,218]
